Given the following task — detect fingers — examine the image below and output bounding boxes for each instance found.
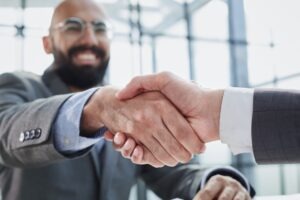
[194,175,250,200]
[140,133,179,166]
[103,89,199,167]
[234,191,250,200]
[104,131,114,141]
[161,101,206,157]
[194,176,224,200]
[113,132,127,148]
[218,187,236,200]
[137,145,165,168]
[110,132,164,168]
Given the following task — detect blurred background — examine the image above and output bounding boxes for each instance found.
[0,0,300,199]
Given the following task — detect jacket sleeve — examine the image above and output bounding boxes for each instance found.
[140,159,205,200]
[141,162,255,200]
[0,72,72,168]
[252,89,300,164]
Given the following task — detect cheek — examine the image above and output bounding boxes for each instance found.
[53,36,73,55]
[101,40,111,56]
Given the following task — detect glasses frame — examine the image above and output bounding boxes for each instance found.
[50,17,114,40]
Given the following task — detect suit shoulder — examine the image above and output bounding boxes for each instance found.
[0,70,39,81]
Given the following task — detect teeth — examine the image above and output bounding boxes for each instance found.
[78,53,96,61]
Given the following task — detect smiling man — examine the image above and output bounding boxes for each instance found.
[44,0,111,91]
[0,0,253,200]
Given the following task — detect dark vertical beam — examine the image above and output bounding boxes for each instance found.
[136,1,143,74]
[228,0,249,87]
[183,2,195,80]
[18,0,26,70]
[227,0,255,186]
[151,36,157,73]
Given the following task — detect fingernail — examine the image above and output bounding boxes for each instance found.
[114,133,122,145]
[132,148,139,158]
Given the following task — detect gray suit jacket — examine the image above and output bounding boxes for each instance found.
[252,89,300,164]
[0,67,206,200]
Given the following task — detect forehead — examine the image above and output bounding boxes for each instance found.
[53,0,106,23]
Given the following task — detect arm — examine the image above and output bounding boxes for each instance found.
[252,89,300,164]
[0,73,70,167]
[116,71,300,165]
[112,72,256,165]
[112,72,223,165]
[52,88,105,155]
[141,163,252,200]
[0,72,202,168]
[80,86,204,167]
[116,72,224,143]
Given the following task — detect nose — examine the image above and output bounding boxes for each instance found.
[77,25,98,46]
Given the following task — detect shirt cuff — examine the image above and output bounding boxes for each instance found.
[219,87,254,155]
[52,87,105,154]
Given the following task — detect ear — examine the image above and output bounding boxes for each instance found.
[42,36,53,54]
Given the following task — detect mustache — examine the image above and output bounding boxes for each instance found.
[68,45,106,59]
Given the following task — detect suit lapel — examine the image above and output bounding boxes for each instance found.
[42,65,70,95]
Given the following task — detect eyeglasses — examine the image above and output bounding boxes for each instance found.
[51,17,113,40]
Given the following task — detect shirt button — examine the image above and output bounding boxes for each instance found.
[30,130,35,139]
[19,132,25,142]
[35,128,42,138]
[24,131,30,141]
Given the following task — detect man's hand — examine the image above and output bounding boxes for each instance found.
[104,132,145,164]
[116,72,224,143]
[110,72,224,166]
[193,175,251,200]
[81,86,205,167]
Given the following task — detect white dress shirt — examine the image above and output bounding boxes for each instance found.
[219,87,254,155]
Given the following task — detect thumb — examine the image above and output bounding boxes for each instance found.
[116,74,162,100]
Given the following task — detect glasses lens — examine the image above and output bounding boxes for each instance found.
[63,18,83,34]
[93,21,108,33]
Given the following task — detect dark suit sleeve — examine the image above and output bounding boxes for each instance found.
[0,73,71,168]
[252,89,300,164]
[140,161,254,200]
[140,159,205,200]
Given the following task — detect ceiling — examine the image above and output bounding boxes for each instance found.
[0,0,212,34]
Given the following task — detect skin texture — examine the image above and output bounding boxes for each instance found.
[106,72,224,165]
[82,86,204,166]
[193,175,251,200]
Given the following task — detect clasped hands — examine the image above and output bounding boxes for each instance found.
[81,72,251,200]
[82,72,224,167]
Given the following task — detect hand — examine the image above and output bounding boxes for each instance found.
[113,72,224,165]
[117,72,224,143]
[193,175,251,200]
[81,86,205,167]
[105,132,144,164]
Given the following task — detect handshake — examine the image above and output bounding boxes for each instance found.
[82,72,225,168]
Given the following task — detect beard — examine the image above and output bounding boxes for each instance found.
[52,45,109,90]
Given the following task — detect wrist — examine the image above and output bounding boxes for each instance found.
[207,89,224,140]
[80,87,108,136]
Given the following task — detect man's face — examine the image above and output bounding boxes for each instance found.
[48,0,111,89]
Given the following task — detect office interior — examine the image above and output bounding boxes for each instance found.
[0,0,299,199]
